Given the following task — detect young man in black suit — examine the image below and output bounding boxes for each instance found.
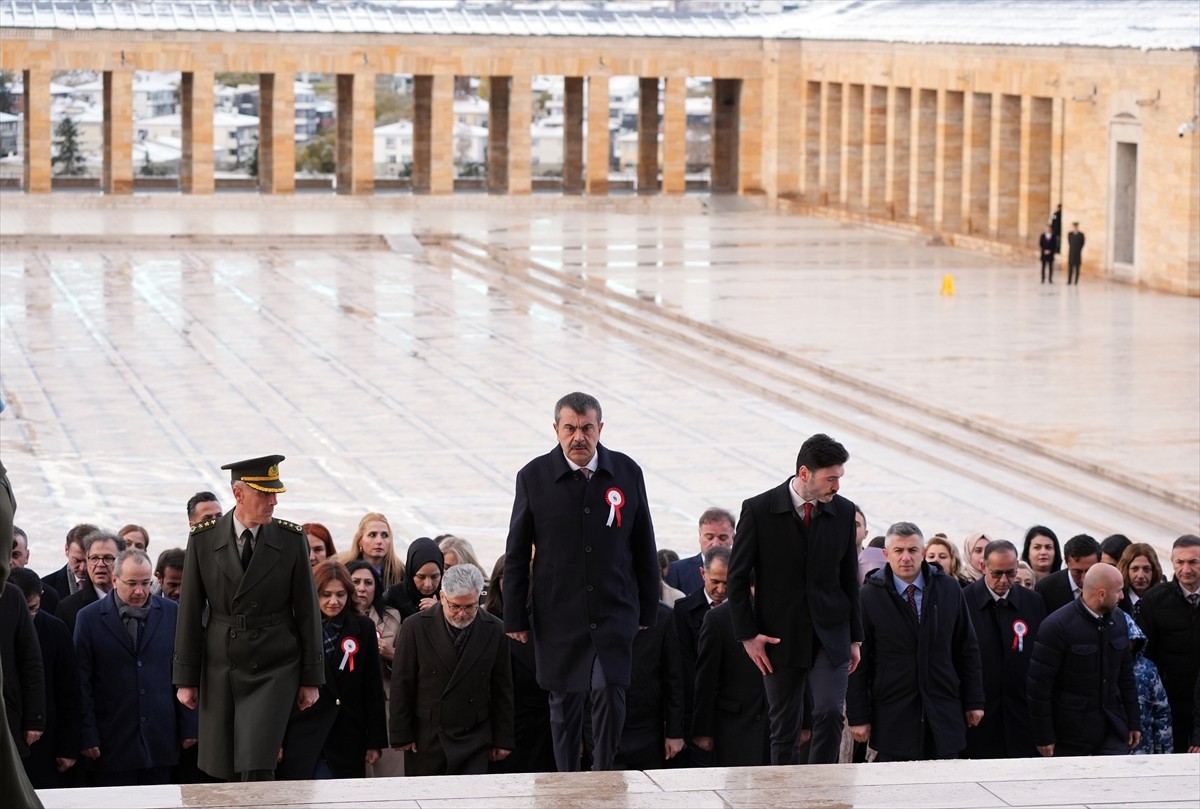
[1035,534,1101,614]
[726,433,863,765]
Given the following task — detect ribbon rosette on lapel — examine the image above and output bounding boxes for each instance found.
[1011,620,1028,652]
[605,487,625,528]
[340,636,358,671]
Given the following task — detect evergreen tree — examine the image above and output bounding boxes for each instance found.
[51,117,87,176]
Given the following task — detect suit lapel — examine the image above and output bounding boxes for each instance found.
[421,610,460,678]
[98,593,134,654]
[139,597,162,653]
[445,613,491,693]
[212,513,240,588]
[235,523,283,597]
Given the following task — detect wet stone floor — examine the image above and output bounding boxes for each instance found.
[1,197,1197,569]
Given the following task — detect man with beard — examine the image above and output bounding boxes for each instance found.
[391,563,513,775]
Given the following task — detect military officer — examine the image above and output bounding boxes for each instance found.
[173,455,324,781]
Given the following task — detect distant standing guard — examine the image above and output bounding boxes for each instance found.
[503,392,661,772]
[1039,224,1056,284]
[173,455,325,781]
[1067,222,1085,285]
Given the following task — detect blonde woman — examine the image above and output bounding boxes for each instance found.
[339,512,405,588]
[925,534,971,586]
[437,535,489,586]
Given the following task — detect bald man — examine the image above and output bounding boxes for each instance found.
[1027,563,1140,756]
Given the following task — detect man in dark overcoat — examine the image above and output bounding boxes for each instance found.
[503,391,660,772]
[1067,221,1085,284]
[391,563,514,775]
[76,549,197,785]
[673,543,729,765]
[726,433,863,765]
[173,455,324,781]
[1028,563,1140,756]
[964,539,1046,758]
[847,523,984,761]
[691,599,770,767]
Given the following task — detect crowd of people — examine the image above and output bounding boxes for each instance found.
[2,394,1198,793]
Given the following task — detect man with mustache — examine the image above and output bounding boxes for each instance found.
[503,392,660,772]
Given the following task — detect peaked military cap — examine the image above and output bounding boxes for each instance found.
[221,454,287,493]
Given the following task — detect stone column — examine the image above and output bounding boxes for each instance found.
[180,71,214,194]
[637,77,659,192]
[336,73,375,195]
[662,76,687,195]
[823,82,842,204]
[866,85,887,215]
[586,75,609,195]
[963,92,991,234]
[803,81,821,200]
[845,84,864,209]
[102,70,133,195]
[22,68,51,194]
[412,75,433,192]
[888,86,912,220]
[487,76,511,193]
[712,78,740,192]
[508,75,532,195]
[1021,95,1053,243]
[562,76,584,193]
[259,73,295,195]
[938,89,964,232]
[738,77,764,194]
[915,88,937,225]
[993,93,1021,241]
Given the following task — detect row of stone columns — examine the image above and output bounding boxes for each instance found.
[18,68,743,196]
[803,80,1056,241]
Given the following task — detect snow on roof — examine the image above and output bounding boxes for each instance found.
[0,1,1194,50]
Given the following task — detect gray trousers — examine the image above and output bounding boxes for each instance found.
[762,646,849,765]
[548,656,627,772]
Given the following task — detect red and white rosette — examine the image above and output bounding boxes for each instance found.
[605,487,625,528]
[1011,619,1028,652]
[340,636,359,671]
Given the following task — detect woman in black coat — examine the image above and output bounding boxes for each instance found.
[279,561,387,779]
[384,537,444,619]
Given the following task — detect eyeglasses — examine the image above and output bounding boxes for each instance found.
[444,602,478,615]
[987,568,1019,579]
[118,579,153,589]
[87,555,117,566]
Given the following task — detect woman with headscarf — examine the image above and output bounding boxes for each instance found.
[345,560,405,778]
[383,537,443,619]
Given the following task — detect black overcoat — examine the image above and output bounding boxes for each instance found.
[1034,569,1075,615]
[727,480,862,669]
[963,579,1046,758]
[503,444,660,691]
[24,609,81,788]
[691,601,770,767]
[390,606,515,775]
[278,613,388,779]
[1027,599,1139,751]
[847,562,984,759]
[672,586,709,737]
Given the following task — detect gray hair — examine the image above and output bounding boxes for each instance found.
[885,522,924,542]
[554,391,602,424]
[441,562,484,598]
[703,544,731,570]
[83,530,125,554]
[115,548,152,578]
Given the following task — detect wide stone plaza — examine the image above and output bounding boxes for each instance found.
[1,193,1197,570]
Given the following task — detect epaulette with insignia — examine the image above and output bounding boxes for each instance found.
[189,517,219,535]
[276,519,304,534]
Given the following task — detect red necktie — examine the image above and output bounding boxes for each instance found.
[905,584,919,618]
[803,502,813,529]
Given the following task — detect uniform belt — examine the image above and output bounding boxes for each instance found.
[209,612,283,631]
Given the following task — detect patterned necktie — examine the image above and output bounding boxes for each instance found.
[240,529,254,571]
[580,467,591,480]
[803,502,813,529]
[905,584,918,618]
[1188,593,1199,611]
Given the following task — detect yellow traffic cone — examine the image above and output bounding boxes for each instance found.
[940,274,956,296]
